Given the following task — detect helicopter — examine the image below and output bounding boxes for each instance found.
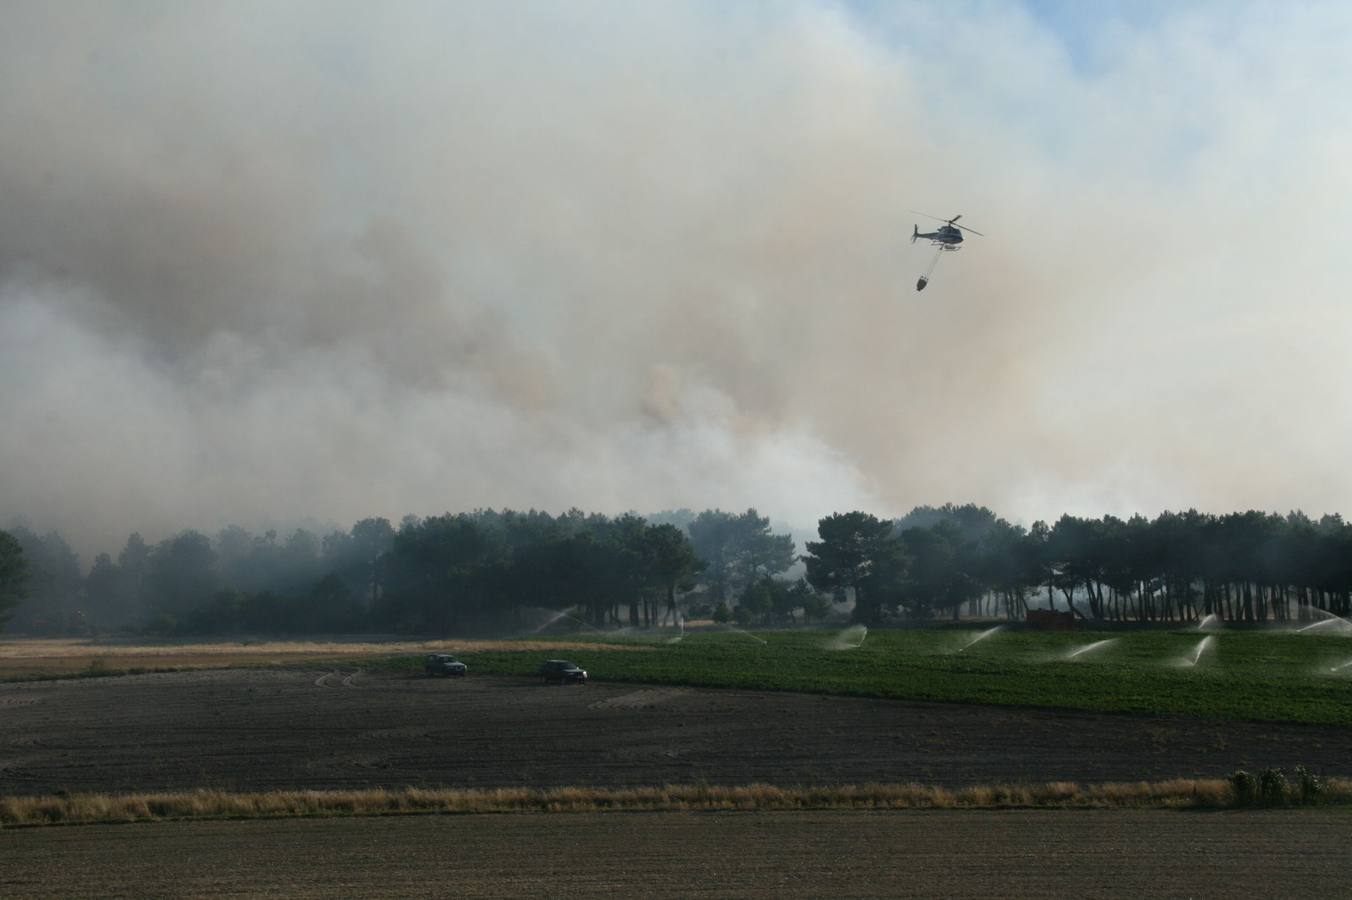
[910,212,984,290]
[911,212,984,248]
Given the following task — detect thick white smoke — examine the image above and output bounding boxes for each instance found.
[2,1,1351,556]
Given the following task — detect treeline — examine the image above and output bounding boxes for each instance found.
[4,504,1352,635]
[804,506,1352,625]
[0,508,796,635]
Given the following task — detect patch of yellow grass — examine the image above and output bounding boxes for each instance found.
[6,779,1351,827]
[0,637,649,677]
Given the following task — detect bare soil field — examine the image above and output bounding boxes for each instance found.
[5,809,1349,899]
[2,668,1350,795]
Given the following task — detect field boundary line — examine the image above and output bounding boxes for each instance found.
[4,778,1352,828]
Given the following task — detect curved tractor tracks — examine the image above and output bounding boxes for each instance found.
[313,669,362,688]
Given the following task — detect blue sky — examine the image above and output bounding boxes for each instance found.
[845,0,1174,71]
[1019,0,1166,47]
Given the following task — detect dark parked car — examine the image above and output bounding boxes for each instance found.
[539,659,588,684]
[425,653,468,677]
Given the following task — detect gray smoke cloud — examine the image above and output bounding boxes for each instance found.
[2,1,1351,557]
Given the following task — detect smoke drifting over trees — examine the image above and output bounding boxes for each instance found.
[0,508,789,635]
[3,3,1352,555]
[6,504,1352,636]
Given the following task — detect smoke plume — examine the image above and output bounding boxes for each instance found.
[2,1,1350,556]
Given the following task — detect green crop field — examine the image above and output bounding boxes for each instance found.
[388,626,1352,728]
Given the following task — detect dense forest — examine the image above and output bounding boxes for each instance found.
[2,504,1352,635]
[0,508,790,635]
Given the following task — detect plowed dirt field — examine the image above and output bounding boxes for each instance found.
[6,810,1350,899]
[2,668,1349,794]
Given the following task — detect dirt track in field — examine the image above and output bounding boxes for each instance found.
[6,810,1350,898]
[2,669,1351,795]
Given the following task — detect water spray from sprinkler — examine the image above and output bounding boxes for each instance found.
[1065,639,1116,660]
[1297,615,1352,633]
[1185,635,1213,667]
[717,624,767,645]
[530,608,607,635]
[827,625,868,650]
[957,626,1002,652]
[529,608,571,634]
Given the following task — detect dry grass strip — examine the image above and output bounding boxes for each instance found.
[5,779,1351,828]
[0,637,651,678]
[0,638,650,661]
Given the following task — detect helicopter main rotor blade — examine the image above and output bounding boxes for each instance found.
[910,210,986,235]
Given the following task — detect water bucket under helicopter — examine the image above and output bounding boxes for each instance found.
[916,246,943,291]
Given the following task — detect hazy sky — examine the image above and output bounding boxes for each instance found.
[3,1,1351,558]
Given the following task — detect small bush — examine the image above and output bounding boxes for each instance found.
[1231,769,1258,805]
[1295,765,1323,804]
[1259,767,1290,806]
